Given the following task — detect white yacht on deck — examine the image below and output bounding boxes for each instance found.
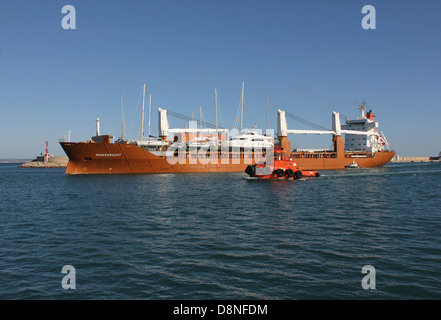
[226,128,274,149]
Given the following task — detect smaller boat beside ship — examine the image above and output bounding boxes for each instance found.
[245,148,320,180]
[345,160,360,169]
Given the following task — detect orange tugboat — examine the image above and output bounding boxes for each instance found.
[245,148,320,180]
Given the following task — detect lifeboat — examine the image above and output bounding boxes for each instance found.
[245,148,320,180]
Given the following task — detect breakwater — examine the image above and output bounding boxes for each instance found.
[19,156,68,168]
[392,156,440,163]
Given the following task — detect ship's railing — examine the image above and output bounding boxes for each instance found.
[290,152,338,159]
[344,152,375,158]
[167,148,386,162]
[171,151,267,159]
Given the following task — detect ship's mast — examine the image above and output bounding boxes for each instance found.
[141,83,146,141]
[359,98,367,119]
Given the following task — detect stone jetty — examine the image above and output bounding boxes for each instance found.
[19,156,68,168]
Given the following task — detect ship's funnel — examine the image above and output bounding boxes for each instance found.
[277,109,287,137]
[332,111,341,136]
[158,107,169,137]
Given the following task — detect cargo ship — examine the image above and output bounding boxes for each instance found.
[60,97,394,174]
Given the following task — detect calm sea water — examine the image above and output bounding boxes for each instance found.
[1,162,441,299]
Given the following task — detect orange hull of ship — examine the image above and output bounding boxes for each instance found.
[60,142,249,174]
[60,139,395,174]
[292,151,395,170]
[280,135,395,170]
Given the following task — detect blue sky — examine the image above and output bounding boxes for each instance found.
[1,0,440,158]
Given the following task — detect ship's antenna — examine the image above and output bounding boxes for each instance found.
[148,93,152,138]
[141,83,146,141]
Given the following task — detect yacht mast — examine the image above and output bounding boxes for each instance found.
[141,83,146,141]
[215,89,218,129]
[148,93,152,138]
[266,97,269,130]
[120,92,125,139]
[240,82,245,131]
[199,105,205,129]
[215,88,219,146]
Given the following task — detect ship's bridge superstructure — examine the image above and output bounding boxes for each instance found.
[341,99,389,153]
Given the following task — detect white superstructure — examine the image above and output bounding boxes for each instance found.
[341,99,389,152]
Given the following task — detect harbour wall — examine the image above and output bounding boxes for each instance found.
[392,156,440,163]
[19,156,68,168]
